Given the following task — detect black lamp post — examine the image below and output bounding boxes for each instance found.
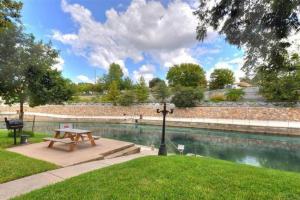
[156,102,174,156]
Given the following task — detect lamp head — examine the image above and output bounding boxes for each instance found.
[169,103,175,114]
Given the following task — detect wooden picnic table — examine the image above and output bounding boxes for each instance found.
[45,128,99,151]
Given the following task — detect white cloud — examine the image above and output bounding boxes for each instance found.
[76,75,94,83]
[53,0,219,75]
[154,48,199,68]
[52,56,64,71]
[207,57,245,82]
[133,64,155,84]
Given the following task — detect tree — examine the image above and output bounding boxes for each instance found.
[0,26,74,119]
[104,63,123,89]
[106,81,120,105]
[194,0,300,72]
[152,81,170,102]
[121,77,133,90]
[166,63,206,88]
[149,77,164,88]
[256,53,300,101]
[135,77,149,103]
[118,90,135,106]
[0,0,22,29]
[209,69,235,90]
[171,87,204,107]
[75,83,94,94]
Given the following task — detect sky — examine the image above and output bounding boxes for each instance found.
[21,0,245,84]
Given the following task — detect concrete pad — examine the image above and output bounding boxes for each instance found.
[7,138,134,167]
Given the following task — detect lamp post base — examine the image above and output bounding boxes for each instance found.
[158,144,167,156]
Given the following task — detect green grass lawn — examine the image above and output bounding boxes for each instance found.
[0,129,46,149]
[14,156,300,200]
[0,129,57,183]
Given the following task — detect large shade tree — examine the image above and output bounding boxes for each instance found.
[194,0,300,72]
[166,63,207,88]
[0,26,74,119]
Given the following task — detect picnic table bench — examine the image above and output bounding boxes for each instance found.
[44,128,100,151]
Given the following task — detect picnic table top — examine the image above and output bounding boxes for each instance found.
[55,128,91,134]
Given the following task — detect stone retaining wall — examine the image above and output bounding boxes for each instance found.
[1,105,300,121]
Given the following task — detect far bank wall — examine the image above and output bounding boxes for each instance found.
[1,105,300,121]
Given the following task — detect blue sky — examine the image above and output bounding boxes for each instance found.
[21,0,244,84]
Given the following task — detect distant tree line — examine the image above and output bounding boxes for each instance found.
[72,62,241,107]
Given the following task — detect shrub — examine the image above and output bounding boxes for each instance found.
[171,87,203,107]
[210,93,225,102]
[8,130,35,137]
[118,90,135,106]
[90,95,102,103]
[226,89,245,101]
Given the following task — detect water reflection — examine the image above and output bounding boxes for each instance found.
[4,121,300,173]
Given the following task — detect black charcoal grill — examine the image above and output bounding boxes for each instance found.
[5,117,24,145]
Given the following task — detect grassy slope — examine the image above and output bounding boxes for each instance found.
[0,130,57,183]
[15,156,300,200]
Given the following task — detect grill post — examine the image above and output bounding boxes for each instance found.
[4,117,24,145]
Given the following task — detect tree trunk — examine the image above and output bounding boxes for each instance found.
[19,101,24,120]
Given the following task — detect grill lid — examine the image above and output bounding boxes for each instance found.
[5,117,24,128]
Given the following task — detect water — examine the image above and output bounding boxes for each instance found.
[3,121,300,173]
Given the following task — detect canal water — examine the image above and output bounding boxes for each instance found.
[5,121,300,173]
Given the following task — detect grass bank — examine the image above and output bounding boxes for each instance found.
[15,156,300,200]
[0,129,46,149]
[0,130,57,183]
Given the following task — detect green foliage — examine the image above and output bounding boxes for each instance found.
[0,26,74,119]
[209,69,235,90]
[257,53,300,102]
[171,87,203,107]
[14,156,300,200]
[90,95,102,103]
[210,93,225,102]
[27,70,74,107]
[106,81,120,105]
[167,63,206,88]
[194,0,300,72]
[74,83,96,95]
[103,63,123,89]
[0,0,22,29]
[135,77,149,103]
[226,89,245,101]
[121,77,134,90]
[118,90,135,106]
[149,78,164,88]
[152,81,170,102]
